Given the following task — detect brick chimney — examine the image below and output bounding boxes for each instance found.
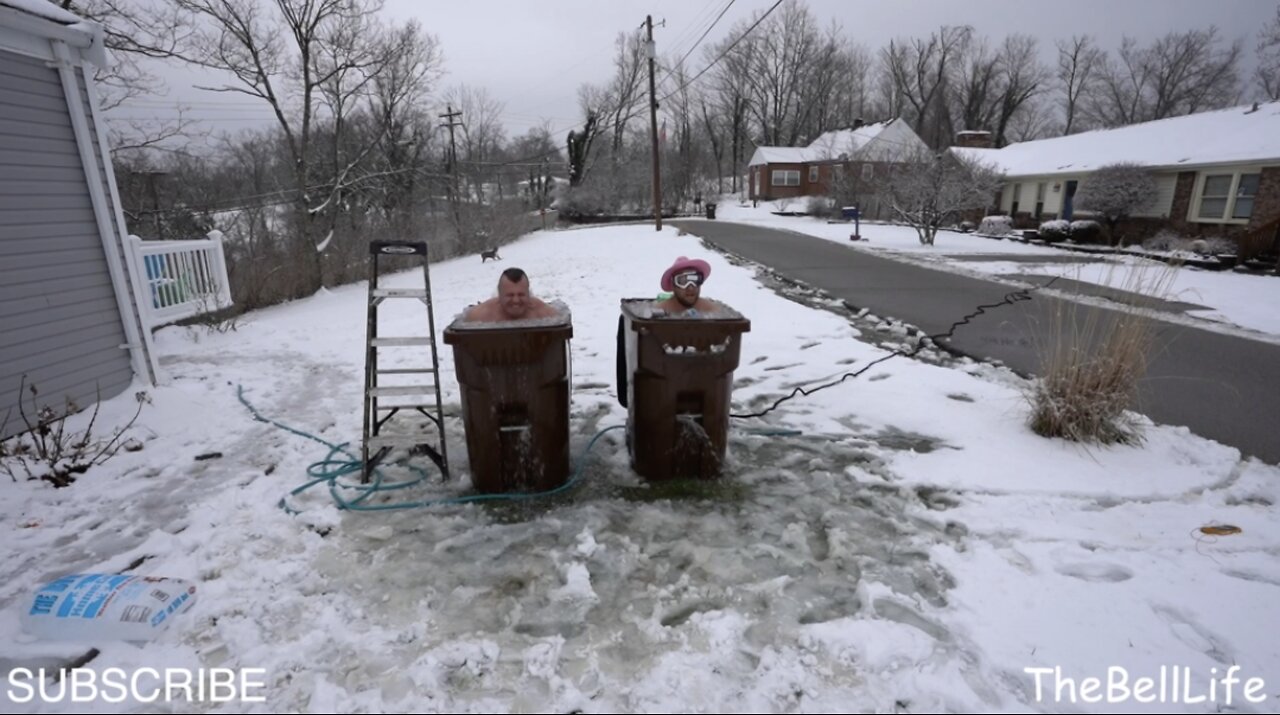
[955,130,993,149]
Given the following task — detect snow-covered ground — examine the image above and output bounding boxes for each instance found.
[713,201,1280,340]
[2,223,1279,713]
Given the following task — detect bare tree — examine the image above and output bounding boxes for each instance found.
[370,21,442,213]
[603,31,648,157]
[1257,5,1280,101]
[1074,162,1158,245]
[163,0,441,294]
[953,37,1002,136]
[739,0,826,146]
[992,35,1049,147]
[881,25,973,148]
[1005,95,1057,143]
[59,0,199,154]
[1056,35,1105,134]
[706,31,752,193]
[1088,28,1242,127]
[879,150,1003,245]
[443,85,507,202]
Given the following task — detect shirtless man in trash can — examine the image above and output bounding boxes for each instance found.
[466,267,561,322]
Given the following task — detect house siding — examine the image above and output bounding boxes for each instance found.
[1131,173,1178,218]
[0,49,132,440]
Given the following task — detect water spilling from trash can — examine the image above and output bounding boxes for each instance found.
[617,299,749,481]
[443,304,572,493]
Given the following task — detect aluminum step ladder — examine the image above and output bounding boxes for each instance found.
[361,240,449,482]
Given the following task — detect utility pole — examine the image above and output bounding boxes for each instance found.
[646,15,662,231]
[439,105,464,228]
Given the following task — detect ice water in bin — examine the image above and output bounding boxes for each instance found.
[618,299,750,481]
[443,307,573,493]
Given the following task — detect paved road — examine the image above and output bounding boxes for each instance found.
[674,220,1280,464]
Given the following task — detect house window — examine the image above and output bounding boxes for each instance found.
[1232,174,1259,219]
[771,170,800,187]
[1035,182,1046,218]
[1011,184,1022,215]
[1195,172,1261,222]
[861,163,873,181]
[809,166,819,182]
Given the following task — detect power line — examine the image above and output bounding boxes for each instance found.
[657,0,737,90]
[657,0,785,104]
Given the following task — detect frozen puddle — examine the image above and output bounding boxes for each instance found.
[222,433,979,712]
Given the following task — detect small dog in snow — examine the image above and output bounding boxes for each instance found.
[481,248,501,262]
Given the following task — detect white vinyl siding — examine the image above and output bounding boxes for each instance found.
[0,50,132,440]
[1131,174,1178,218]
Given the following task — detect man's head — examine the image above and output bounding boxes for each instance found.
[670,268,704,307]
[660,256,711,308]
[497,267,531,320]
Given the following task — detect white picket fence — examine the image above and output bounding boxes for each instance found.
[128,233,233,327]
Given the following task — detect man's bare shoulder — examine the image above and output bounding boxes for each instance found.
[465,299,501,322]
[528,298,561,319]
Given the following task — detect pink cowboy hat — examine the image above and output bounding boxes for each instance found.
[661,256,711,291]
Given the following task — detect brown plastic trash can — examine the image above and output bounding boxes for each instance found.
[443,318,572,493]
[619,299,750,481]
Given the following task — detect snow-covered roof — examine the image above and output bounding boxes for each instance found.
[749,120,896,166]
[1,0,82,25]
[0,0,107,64]
[955,102,1280,177]
[805,120,893,159]
[749,146,810,165]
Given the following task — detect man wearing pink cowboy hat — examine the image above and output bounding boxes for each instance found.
[655,256,720,316]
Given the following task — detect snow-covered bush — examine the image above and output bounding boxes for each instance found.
[958,220,976,233]
[1038,219,1071,243]
[1200,237,1238,256]
[1069,220,1102,244]
[879,151,1004,245]
[1142,230,1182,252]
[977,215,1015,237]
[806,195,836,218]
[556,184,615,216]
[1075,163,1158,245]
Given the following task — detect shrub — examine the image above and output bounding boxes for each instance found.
[958,220,976,233]
[1069,220,1102,244]
[977,215,1015,237]
[806,195,836,218]
[1027,264,1177,445]
[1,378,149,487]
[1141,230,1182,252]
[1201,237,1237,256]
[556,184,615,216]
[1038,219,1071,243]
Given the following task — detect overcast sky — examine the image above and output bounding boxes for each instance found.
[111,0,1279,145]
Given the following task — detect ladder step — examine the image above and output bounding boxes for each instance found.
[369,385,437,397]
[376,367,436,375]
[371,337,434,347]
[374,404,438,412]
[367,432,441,449]
[372,288,427,299]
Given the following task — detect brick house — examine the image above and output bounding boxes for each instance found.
[746,119,929,216]
[950,102,1280,256]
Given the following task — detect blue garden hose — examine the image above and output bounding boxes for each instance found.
[236,385,626,514]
